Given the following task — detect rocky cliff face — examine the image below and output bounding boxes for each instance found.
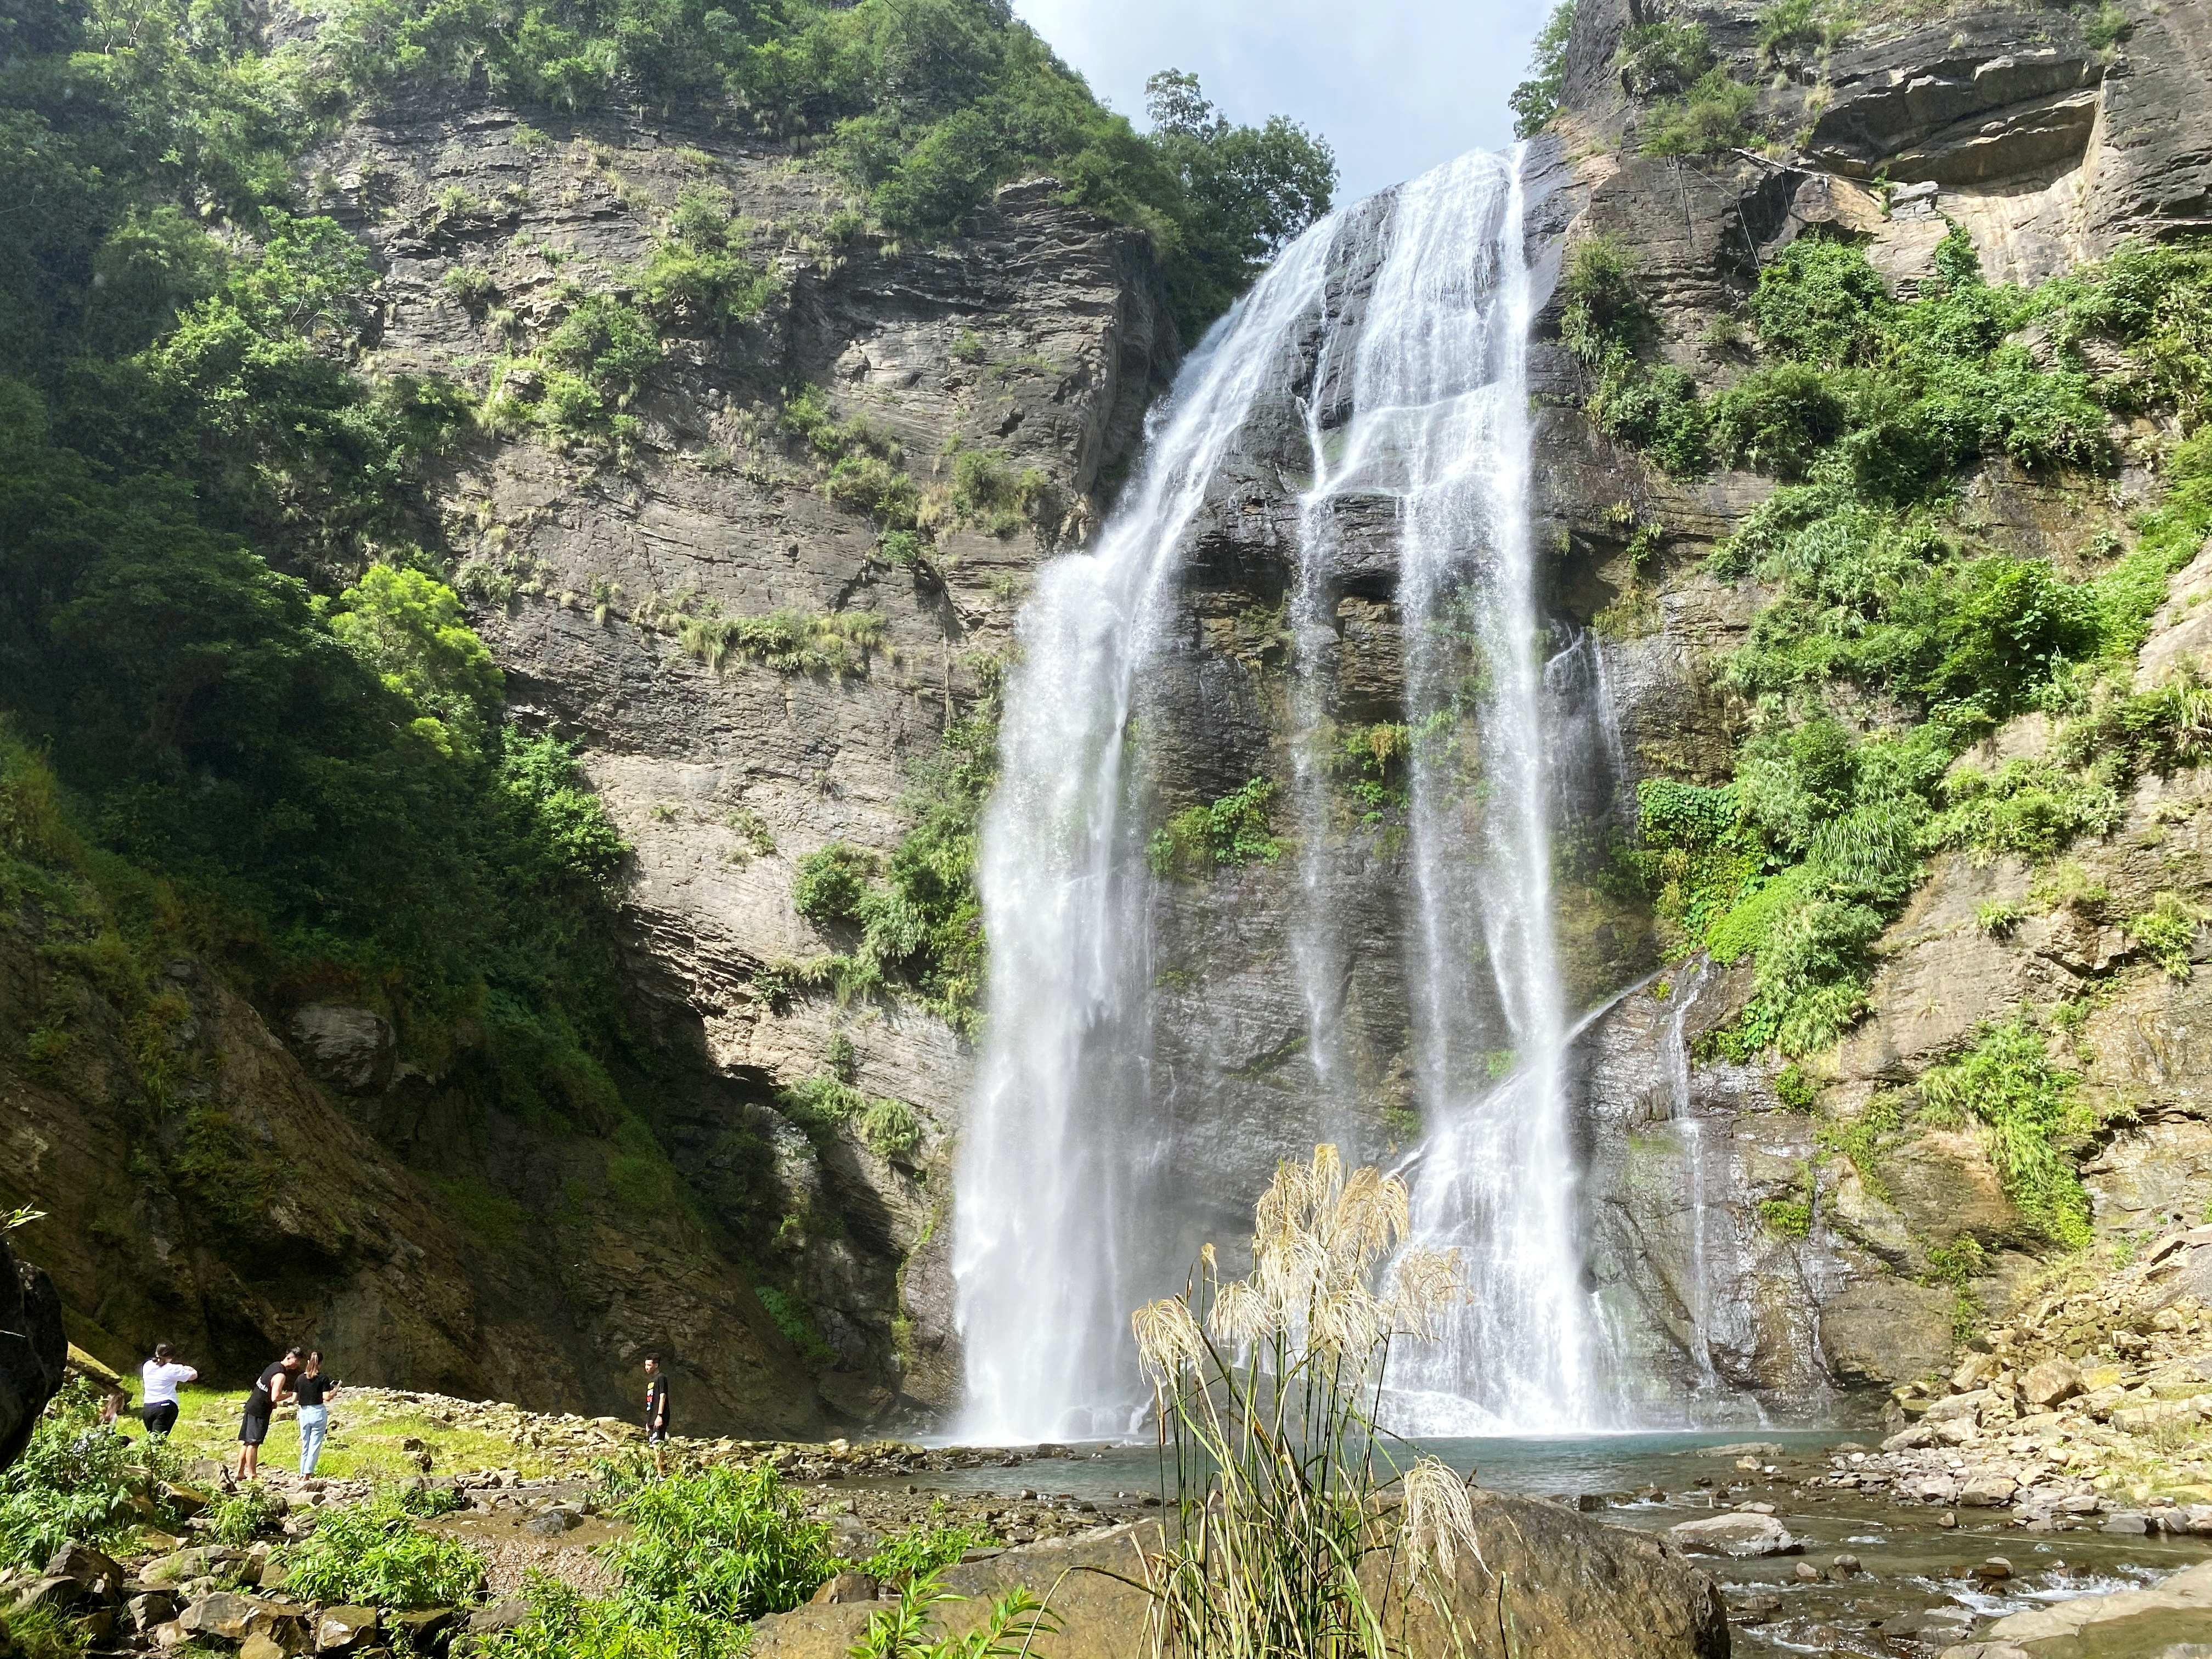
[3,86,1176,1431]
[342,111,1174,1418]
[17,0,2207,1436]
[1526,0,2212,1408]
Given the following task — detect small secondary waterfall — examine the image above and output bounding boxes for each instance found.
[954,146,1611,1440]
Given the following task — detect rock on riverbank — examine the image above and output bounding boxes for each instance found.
[754,1491,1730,1659]
[1807,1224,2212,1532]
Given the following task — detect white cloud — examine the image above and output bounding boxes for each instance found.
[1015,0,1555,204]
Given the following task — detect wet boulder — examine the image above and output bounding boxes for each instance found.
[1667,1511,1803,1559]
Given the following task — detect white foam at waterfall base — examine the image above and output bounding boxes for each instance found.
[953,145,1615,1441]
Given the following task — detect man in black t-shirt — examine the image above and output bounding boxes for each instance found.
[236,1346,302,1482]
[642,1353,669,1475]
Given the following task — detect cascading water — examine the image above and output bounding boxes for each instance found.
[952,225,1344,1442]
[955,145,1611,1440]
[1298,152,1596,1433]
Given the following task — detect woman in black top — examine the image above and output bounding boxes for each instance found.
[236,1346,301,1482]
[294,1350,340,1476]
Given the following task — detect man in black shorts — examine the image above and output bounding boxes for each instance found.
[642,1353,669,1476]
[236,1346,302,1481]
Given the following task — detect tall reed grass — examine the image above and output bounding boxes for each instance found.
[1130,1144,1482,1656]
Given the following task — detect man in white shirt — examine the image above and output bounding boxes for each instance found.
[140,1342,198,1437]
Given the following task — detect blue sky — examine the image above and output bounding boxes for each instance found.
[1015,0,1558,205]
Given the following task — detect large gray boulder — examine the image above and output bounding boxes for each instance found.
[286,1003,397,1096]
[0,1234,66,1468]
[753,1491,1729,1659]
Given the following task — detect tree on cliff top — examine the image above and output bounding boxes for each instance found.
[1142,70,1336,330]
[300,0,1335,334]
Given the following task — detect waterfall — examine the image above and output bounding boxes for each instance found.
[1318,152,1598,1433]
[1661,962,1726,1399]
[951,224,1344,1442]
[954,145,1610,1441]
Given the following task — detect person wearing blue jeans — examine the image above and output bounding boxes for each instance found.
[293,1351,340,1475]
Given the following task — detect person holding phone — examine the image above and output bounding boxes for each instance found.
[642,1354,670,1476]
[294,1350,340,1476]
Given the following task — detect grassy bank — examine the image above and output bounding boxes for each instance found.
[109,1386,588,1482]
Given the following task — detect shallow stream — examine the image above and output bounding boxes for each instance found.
[881,1431,2212,1655]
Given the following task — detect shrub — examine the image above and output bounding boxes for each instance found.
[639,242,777,329]
[2127,890,2203,979]
[282,1491,487,1608]
[860,1503,995,1588]
[1756,0,1833,59]
[443,266,498,308]
[1590,360,1709,476]
[1932,759,2121,864]
[1640,69,1756,157]
[777,1073,923,1159]
[793,843,878,926]
[1773,1062,1818,1111]
[0,1380,180,1569]
[1630,778,1761,950]
[946,445,1052,535]
[607,1464,838,1620]
[1750,239,1893,367]
[210,1485,287,1547]
[477,1572,746,1659]
[543,294,661,397]
[825,453,921,527]
[1560,237,1652,364]
[1332,721,1411,824]
[851,1578,1054,1659]
[2084,3,2132,48]
[1148,778,1281,877]
[1918,1017,2094,1246]
[1616,20,1714,98]
[1709,365,1848,478]
[1759,1196,1812,1238]
[673,607,884,676]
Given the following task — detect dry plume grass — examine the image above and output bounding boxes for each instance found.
[1128,1145,1482,1656]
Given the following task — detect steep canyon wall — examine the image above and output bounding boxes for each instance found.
[13,0,2212,1434]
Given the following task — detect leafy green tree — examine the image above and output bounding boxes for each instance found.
[328,566,505,758]
[1511,2,1576,139]
[1142,70,1336,334]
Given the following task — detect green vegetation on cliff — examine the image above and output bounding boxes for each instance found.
[63,0,1333,339]
[1606,234,2212,1056]
[1148,777,1283,877]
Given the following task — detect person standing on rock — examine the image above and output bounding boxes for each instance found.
[237,1346,302,1481]
[642,1353,670,1476]
[294,1350,340,1476]
[140,1343,198,1438]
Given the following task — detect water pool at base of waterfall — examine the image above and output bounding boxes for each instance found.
[865,1431,2212,1657]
